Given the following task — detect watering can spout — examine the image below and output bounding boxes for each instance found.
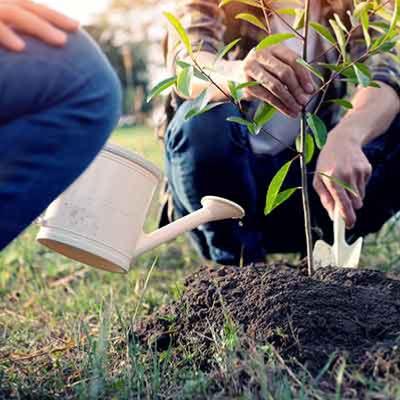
[134,196,245,257]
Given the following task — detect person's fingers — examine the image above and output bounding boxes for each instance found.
[246,61,302,116]
[0,20,25,51]
[360,162,372,198]
[356,172,366,200]
[244,84,297,118]
[350,176,363,211]
[272,46,315,94]
[256,54,309,107]
[0,6,67,46]
[20,1,79,32]
[323,177,356,228]
[313,176,335,219]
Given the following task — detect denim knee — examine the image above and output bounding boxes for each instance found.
[62,30,122,147]
[166,101,250,163]
[19,30,122,147]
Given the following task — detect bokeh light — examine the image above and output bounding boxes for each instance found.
[40,0,112,23]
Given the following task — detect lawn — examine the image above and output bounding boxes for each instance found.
[1,126,400,399]
[0,126,201,399]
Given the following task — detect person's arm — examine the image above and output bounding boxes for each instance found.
[313,7,400,228]
[167,0,315,118]
[313,83,400,228]
[0,0,79,52]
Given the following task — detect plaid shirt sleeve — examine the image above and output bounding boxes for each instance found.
[166,0,226,73]
[349,20,400,98]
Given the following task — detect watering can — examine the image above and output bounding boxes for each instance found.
[36,143,245,273]
[313,205,363,269]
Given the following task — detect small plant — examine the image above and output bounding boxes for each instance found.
[148,0,400,275]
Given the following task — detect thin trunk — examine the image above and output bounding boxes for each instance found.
[300,0,314,276]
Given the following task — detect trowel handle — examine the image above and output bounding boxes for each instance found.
[333,205,346,251]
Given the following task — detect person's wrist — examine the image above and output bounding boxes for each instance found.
[328,115,371,148]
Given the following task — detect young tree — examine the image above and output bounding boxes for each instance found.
[148,0,400,275]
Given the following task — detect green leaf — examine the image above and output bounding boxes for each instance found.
[216,38,242,61]
[228,80,240,102]
[295,133,315,164]
[227,116,257,134]
[327,99,353,110]
[378,41,397,52]
[185,102,225,120]
[388,0,400,35]
[353,63,371,87]
[370,30,398,52]
[360,7,371,48]
[265,159,294,215]
[306,113,328,149]
[334,13,349,33]
[184,89,209,119]
[369,21,390,34]
[254,103,277,131]
[354,2,369,18]
[269,187,299,213]
[176,61,209,81]
[296,58,324,82]
[277,8,296,17]
[310,21,336,44]
[219,0,261,8]
[329,19,347,61]
[256,33,296,51]
[318,172,359,197]
[236,81,260,90]
[236,13,267,31]
[147,76,177,102]
[177,66,193,97]
[293,9,305,30]
[164,12,192,56]
[368,81,381,88]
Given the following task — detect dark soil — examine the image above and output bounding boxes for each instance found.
[134,264,400,378]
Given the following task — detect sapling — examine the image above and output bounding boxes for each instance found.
[148,0,400,275]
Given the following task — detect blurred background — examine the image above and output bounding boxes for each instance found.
[43,0,170,128]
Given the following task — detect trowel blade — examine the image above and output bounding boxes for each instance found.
[313,239,335,269]
[340,237,363,269]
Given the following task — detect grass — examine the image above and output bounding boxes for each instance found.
[1,125,400,399]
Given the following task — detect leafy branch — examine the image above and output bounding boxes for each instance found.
[149,0,400,274]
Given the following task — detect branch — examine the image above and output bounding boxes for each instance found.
[300,0,314,276]
[259,0,271,34]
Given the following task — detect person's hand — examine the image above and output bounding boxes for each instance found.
[0,0,79,52]
[236,44,316,118]
[313,129,372,228]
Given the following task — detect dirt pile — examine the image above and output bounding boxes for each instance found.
[135,264,400,375]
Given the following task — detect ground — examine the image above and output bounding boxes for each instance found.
[1,126,400,399]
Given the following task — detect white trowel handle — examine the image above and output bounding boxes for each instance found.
[333,205,346,264]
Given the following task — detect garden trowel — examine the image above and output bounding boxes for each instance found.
[313,206,363,269]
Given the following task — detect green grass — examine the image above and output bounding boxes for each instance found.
[111,126,164,168]
[1,125,400,399]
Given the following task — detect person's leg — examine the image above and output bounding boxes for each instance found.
[165,101,269,265]
[0,30,122,250]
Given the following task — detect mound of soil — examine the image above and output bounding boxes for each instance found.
[135,264,400,375]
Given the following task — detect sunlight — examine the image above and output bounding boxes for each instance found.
[40,0,112,23]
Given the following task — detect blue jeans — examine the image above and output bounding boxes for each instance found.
[165,101,400,265]
[0,30,122,251]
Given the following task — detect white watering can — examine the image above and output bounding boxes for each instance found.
[36,143,245,273]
